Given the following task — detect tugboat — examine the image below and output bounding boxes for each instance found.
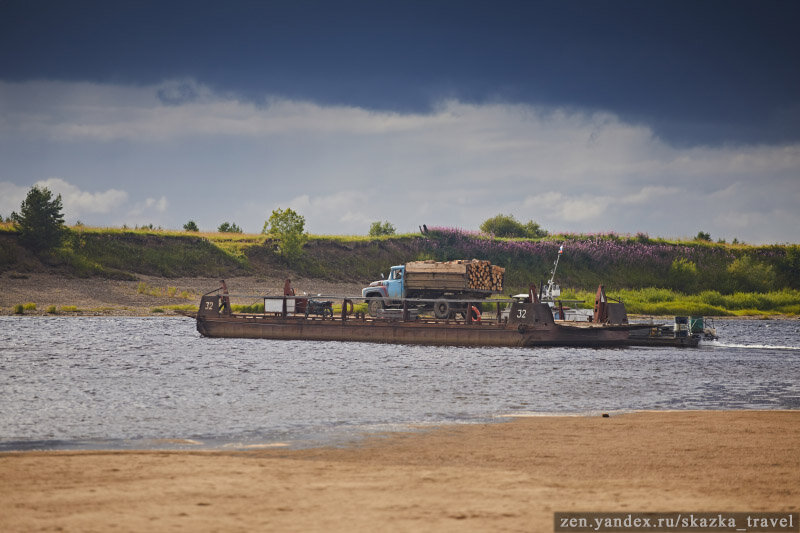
[627,315,718,347]
[509,245,718,348]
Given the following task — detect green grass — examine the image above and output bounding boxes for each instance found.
[331,302,369,315]
[558,288,800,317]
[160,304,199,313]
[232,302,265,313]
[57,228,248,278]
[137,282,196,299]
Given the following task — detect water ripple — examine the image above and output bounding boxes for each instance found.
[0,316,798,450]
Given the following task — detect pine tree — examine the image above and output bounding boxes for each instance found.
[11,186,66,252]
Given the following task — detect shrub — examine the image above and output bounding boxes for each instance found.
[183,220,199,232]
[480,214,548,239]
[698,290,725,307]
[776,245,800,289]
[13,304,24,314]
[60,305,78,312]
[23,302,36,311]
[369,221,396,237]
[668,258,698,293]
[726,256,776,293]
[11,186,67,253]
[217,222,243,233]
[46,305,57,314]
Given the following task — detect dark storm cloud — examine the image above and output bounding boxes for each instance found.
[1,0,798,145]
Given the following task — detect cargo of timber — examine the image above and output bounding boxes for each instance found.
[195,280,658,348]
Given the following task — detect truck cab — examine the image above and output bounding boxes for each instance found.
[362,265,406,314]
[385,265,405,299]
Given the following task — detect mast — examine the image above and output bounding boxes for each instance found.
[544,244,563,299]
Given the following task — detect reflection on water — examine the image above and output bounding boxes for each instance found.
[1,316,798,450]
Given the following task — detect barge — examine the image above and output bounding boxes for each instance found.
[196,281,657,348]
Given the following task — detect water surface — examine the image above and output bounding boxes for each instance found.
[1,316,798,450]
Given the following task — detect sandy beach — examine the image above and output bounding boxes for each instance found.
[1,411,798,532]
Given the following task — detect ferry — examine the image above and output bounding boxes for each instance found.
[195,280,655,348]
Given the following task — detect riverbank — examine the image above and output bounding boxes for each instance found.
[1,411,797,532]
[2,272,798,319]
[0,273,365,316]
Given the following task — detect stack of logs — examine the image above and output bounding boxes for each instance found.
[466,260,504,292]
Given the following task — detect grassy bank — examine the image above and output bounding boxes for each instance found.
[555,287,800,317]
[2,223,799,317]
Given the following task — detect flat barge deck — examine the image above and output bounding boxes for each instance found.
[196,283,661,348]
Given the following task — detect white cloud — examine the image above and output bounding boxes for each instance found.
[620,186,682,205]
[285,192,372,234]
[0,182,29,218]
[0,178,128,221]
[522,186,683,222]
[147,196,169,212]
[1,79,799,242]
[128,196,169,217]
[35,178,128,216]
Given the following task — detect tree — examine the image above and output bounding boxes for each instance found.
[522,220,548,239]
[11,186,67,252]
[262,208,307,262]
[695,231,712,241]
[183,220,199,232]
[217,222,242,233]
[480,214,548,238]
[369,221,396,237]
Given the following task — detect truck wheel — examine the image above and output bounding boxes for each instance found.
[367,298,383,317]
[433,299,451,319]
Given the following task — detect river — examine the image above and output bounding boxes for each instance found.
[1,316,798,450]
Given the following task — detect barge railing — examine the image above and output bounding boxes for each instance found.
[198,282,624,327]
[202,285,525,325]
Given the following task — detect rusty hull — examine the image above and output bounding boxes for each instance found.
[196,293,633,348]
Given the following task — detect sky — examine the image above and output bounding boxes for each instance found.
[1,0,799,244]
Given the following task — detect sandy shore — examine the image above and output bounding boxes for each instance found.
[1,411,797,532]
[0,273,364,316]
